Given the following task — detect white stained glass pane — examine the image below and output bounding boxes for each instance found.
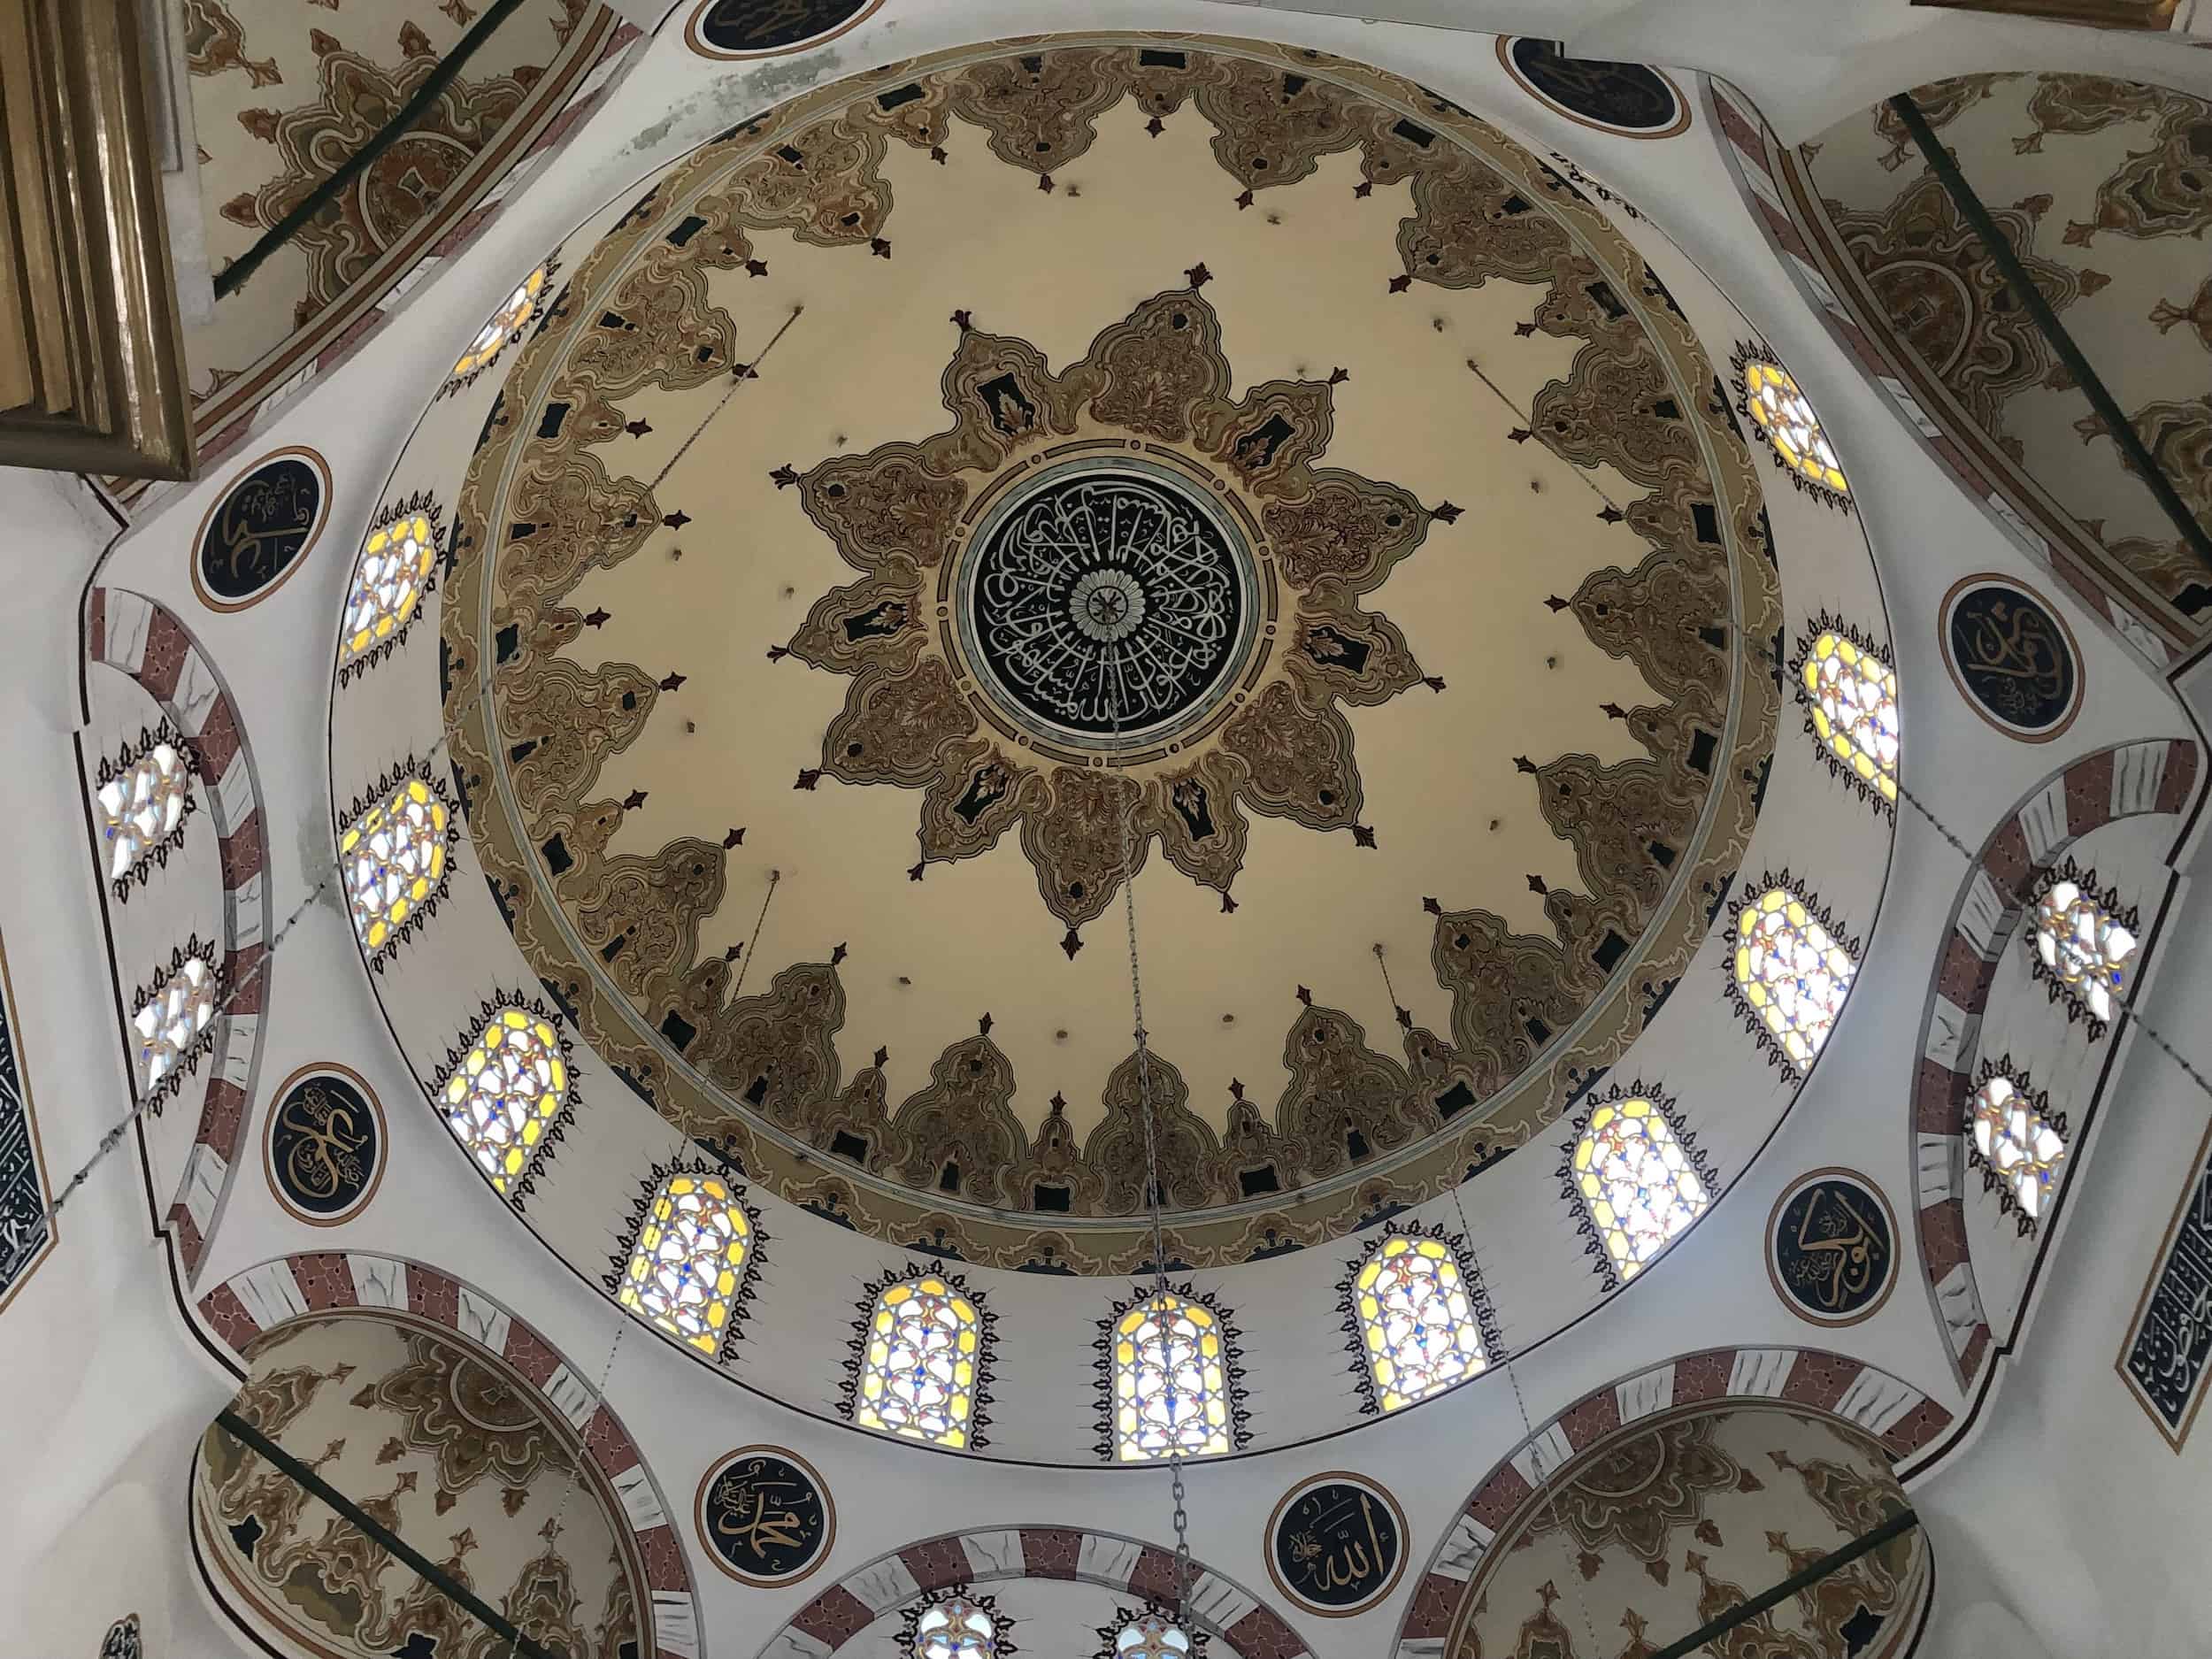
[339,776,448,953]
[1117,1613,1195,1658]
[342,511,437,662]
[2034,879,2138,1025]
[616,1172,751,1355]
[911,1598,997,1659]
[1970,1073,2067,1220]
[1355,1235,1486,1410]
[1801,631,1899,803]
[1744,358,1848,495]
[440,1007,568,1192]
[856,1276,980,1448]
[1112,1293,1232,1460]
[98,743,190,880]
[1572,1098,1709,1277]
[455,265,549,378]
[134,955,216,1089]
[1732,886,1856,1070]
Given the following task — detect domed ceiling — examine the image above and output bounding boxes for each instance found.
[432,35,1781,1270]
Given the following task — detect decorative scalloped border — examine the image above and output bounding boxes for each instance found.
[334,759,459,972]
[1333,1219,1502,1417]
[425,993,578,1210]
[2024,857,2138,1041]
[1730,340,1853,516]
[439,254,565,400]
[1964,1053,2070,1239]
[1786,611,1897,820]
[901,1585,1018,1658]
[1092,1280,1253,1460]
[92,719,201,902]
[1720,868,1863,1077]
[601,1150,767,1362]
[127,936,225,1113]
[1554,1079,1718,1294]
[336,491,448,690]
[837,1257,999,1448]
[1097,1604,1210,1659]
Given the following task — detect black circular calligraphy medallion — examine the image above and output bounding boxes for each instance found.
[1939,574,2082,743]
[1265,1471,1408,1617]
[193,448,331,612]
[687,0,882,59]
[1498,38,1689,137]
[962,463,1256,747]
[263,1063,385,1225]
[695,1446,834,1586]
[1767,1169,1898,1327]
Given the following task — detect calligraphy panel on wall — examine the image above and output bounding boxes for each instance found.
[694,1446,834,1586]
[191,448,331,613]
[1939,575,2084,742]
[2120,1118,2212,1448]
[1494,37,1690,137]
[0,931,57,1311]
[684,0,883,59]
[1767,1168,1899,1326]
[1264,1471,1408,1617]
[262,1063,386,1226]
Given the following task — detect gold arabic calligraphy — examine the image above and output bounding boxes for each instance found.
[1786,1186,1887,1312]
[710,1463,816,1565]
[1954,595,2070,726]
[277,1083,370,1203]
[1285,1488,1393,1600]
[209,472,315,590]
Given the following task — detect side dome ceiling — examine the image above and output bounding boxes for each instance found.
[328,29,1894,1455]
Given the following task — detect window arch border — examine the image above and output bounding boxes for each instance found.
[1093,1280,1251,1462]
[1556,1080,1718,1292]
[336,759,458,971]
[2025,857,2138,1040]
[432,993,577,1201]
[1334,1220,1501,1417]
[1965,1055,2070,1237]
[94,720,199,901]
[839,1257,999,1450]
[901,1584,1015,1659]
[603,1154,766,1361]
[1722,869,1862,1077]
[1788,612,1898,818]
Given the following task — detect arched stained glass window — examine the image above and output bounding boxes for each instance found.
[2033,873,2137,1029]
[1347,1233,1488,1411]
[340,773,449,958]
[1568,1094,1710,1280]
[135,950,218,1093]
[1728,879,1858,1072]
[907,1594,1005,1659]
[1103,1609,1198,1659]
[849,1269,991,1448]
[1797,625,1898,809]
[97,737,192,885]
[1735,346,1849,504]
[1969,1068,2068,1230]
[441,1006,568,1193]
[342,507,438,664]
[1104,1288,1242,1461]
[616,1170,755,1356]
[453,264,550,380]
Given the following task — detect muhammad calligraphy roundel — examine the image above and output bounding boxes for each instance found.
[1265,1471,1409,1617]
[1767,1168,1899,1327]
[193,447,331,613]
[1496,38,1689,138]
[263,1063,386,1225]
[695,1446,834,1586]
[686,0,883,60]
[1939,574,2083,743]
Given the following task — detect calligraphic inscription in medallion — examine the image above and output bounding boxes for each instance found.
[1265,1471,1408,1617]
[687,0,882,59]
[2121,1123,2212,1447]
[1498,38,1689,137]
[964,466,1254,746]
[1939,575,2082,742]
[695,1446,834,1586]
[1767,1169,1897,1326]
[263,1064,385,1225]
[194,449,329,611]
[0,933,56,1309]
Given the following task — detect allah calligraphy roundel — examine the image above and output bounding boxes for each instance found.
[192,446,331,613]
[686,0,884,60]
[1496,37,1689,138]
[1767,1168,1899,1327]
[695,1446,835,1586]
[1265,1471,1409,1617]
[1939,573,2083,743]
[263,1063,386,1226]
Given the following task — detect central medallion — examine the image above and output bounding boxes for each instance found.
[963,462,1256,747]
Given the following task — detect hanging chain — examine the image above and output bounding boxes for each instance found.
[1110,682,1195,1620]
